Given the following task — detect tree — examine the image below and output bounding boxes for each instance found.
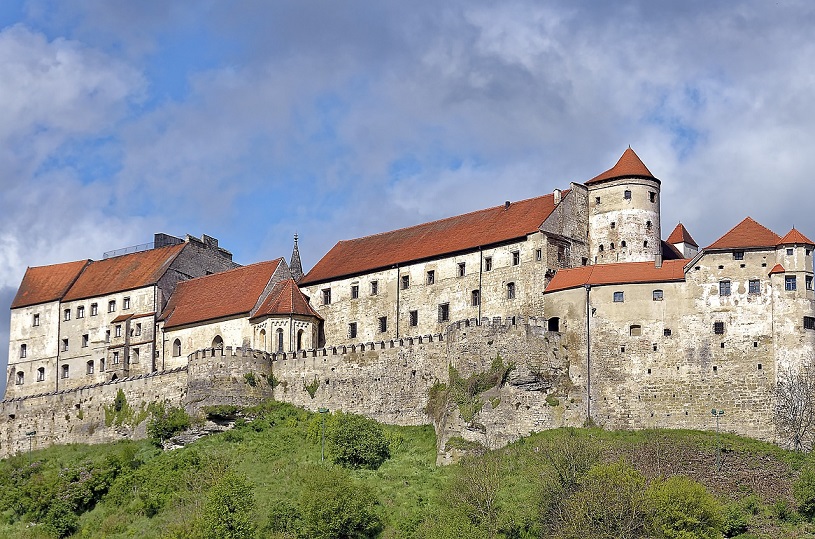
[203,471,256,539]
[774,363,815,451]
[326,412,390,469]
[299,465,381,539]
[448,452,503,536]
[647,476,723,539]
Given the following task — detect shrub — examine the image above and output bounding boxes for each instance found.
[794,464,815,520]
[299,465,381,539]
[304,378,320,399]
[721,504,749,537]
[647,475,722,539]
[243,372,257,387]
[202,471,256,539]
[326,412,391,470]
[147,403,191,444]
[43,499,79,538]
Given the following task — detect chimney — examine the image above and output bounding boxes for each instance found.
[655,252,663,268]
[504,201,511,210]
[553,189,562,205]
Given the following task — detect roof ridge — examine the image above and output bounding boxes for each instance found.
[180,258,282,284]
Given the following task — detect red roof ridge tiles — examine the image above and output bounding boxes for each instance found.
[11,259,90,309]
[301,191,568,285]
[778,228,815,246]
[706,217,781,250]
[667,222,698,247]
[159,259,283,329]
[585,147,658,185]
[252,278,323,320]
[544,259,687,294]
[769,263,786,275]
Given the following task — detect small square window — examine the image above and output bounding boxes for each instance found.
[123,297,130,310]
[401,275,410,290]
[719,280,731,296]
[32,314,39,327]
[409,310,418,327]
[714,321,725,335]
[458,263,466,277]
[749,280,760,294]
[322,288,332,305]
[663,328,672,337]
[786,275,797,291]
[64,309,71,321]
[484,257,492,271]
[378,316,388,333]
[629,325,642,336]
[595,196,601,204]
[108,300,116,313]
[613,291,624,302]
[624,190,632,200]
[787,248,794,256]
[91,303,98,316]
[653,290,663,301]
[471,290,480,306]
[733,250,744,260]
[507,282,516,300]
[351,285,359,299]
[426,270,435,285]
[610,222,616,229]
[348,322,357,339]
[371,281,378,295]
[438,303,449,323]
[512,251,520,265]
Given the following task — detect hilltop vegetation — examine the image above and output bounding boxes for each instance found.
[1,401,815,538]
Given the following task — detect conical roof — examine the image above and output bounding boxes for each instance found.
[586,148,658,185]
[769,264,786,275]
[667,223,698,247]
[707,217,781,249]
[778,228,815,246]
[290,234,304,282]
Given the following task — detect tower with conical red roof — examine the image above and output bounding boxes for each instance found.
[585,148,662,264]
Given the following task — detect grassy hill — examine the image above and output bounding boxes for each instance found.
[1,401,814,538]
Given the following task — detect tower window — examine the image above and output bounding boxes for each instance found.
[807,276,813,290]
[371,281,378,295]
[536,249,543,261]
[599,245,604,252]
[663,328,672,337]
[438,303,449,322]
[624,190,632,200]
[786,275,797,291]
[15,371,24,385]
[719,280,731,296]
[409,310,418,327]
[19,344,26,358]
[644,240,649,248]
[37,367,45,382]
[32,314,39,326]
[787,248,794,256]
[646,220,652,230]
[595,196,601,204]
[649,191,656,202]
[621,241,627,248]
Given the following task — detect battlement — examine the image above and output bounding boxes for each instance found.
[187,346,271,362]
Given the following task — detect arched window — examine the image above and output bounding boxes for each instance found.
[172,339,182,357]
[297,329,304,351]
[37,367,45,382]
[259,329,267,351]
[86,360,95,374]
[277,328,284,352]
[19,344,26,358]
[212,335,223,350]
[547,317,560,332]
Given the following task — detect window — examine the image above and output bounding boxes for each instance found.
[536,249,542,261]
[644,240,649,248]
[808,249,812,256]
[77,305,84,318]
[610,222,616,229]
[649,191,656,203]
[808,276,814,291]
[471,290,480,306]
[371,281,378,295]
[610,243,615,250]
[557,246,566,265]
[595,196,601,204]
[507,282,516,300]
[653,290,663,301]
[409,310,418,327]
[277,329,284,352]
[19,344,26,358]
[401,275,410,290]
[113,351,119,365]
[91,303,98,316]
[82,334,88,348]
[61,365,69,379]
[135,323,142,336]
[485,257,493,272]
[787,248,794,256]
[613,291,624,302]
[108,300,116,313]
[426,270,435,285]
[64,309,71,321]
[438,303,450,322]
[32,313,39,326]
[378,316,388,333]
[87,361,94,375]
[458,263,466,277]
[172,339,181,357]
[115,325,122,338]
[348,323,357,339]
[100,358,105,372]
[733,250,744,260]
[322,289,332,305]
[749,279,760,294]
[624,190,632,200]
[123,297,130,310]
[599,245,604,252]
[105,330,110,343]
[132,348,139,363]
[630,325,642,336]
[621,241,627,248]
[646,220,652,230]
[512,251,520,265]
[714,321,725,335]
[786,275,797,291]
[719,280,731,296]
[37,367,45,382]
[350,284,359,299]
[805,317,815,330]
[62,338,68,352]
[663,328,672,337]
[547,317,560,332]
[15,372,23,385]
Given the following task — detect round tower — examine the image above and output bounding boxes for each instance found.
[585,148,661,264]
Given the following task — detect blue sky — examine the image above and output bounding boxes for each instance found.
[3,1,815,379]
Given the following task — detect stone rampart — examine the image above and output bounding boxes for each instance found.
[186,346,275,409]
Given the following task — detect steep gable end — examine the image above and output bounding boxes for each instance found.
[252,279,322,320]
[11,260,90,309]
[667,223,698,247]
[585,147,658,185]
[707,217,781,249]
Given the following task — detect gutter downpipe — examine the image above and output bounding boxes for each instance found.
[478,247,483,321]
[395,264,400,339]
[584,284,592,421]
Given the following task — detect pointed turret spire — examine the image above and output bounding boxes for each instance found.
[290,233,304,282]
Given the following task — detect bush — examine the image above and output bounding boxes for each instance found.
[203,471,256,539]
[43,499,79,538]
[721,504,749,537]
[794,464,815,520]
[647,476,722,539]
[299,466,381,539]
[147,403,191,443]
[326,412,391,470]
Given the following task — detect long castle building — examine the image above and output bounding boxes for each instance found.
[4,148,814,456]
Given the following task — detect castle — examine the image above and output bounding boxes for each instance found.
[3,148,814,459]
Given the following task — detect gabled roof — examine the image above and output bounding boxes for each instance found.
[769,264,786,275]
[159,259,283,329]
[667,223,698,247]
[11,260,90,309]
[544,259,687,294]
[62,244,187,301]
[661,241,684,260]
[251,279,322,320]
[778,228,815,246]
[300,192,566,285]
[585,148,658,185]
[706,217,781,250]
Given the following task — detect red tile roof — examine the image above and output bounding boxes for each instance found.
[585,148,658,185]
[111,314,133,323]
[667,223,698,247]
[160,259,283,329]
[706,217,781,250]
[301,193,565,285]
[778,228,815,246]
[769,264,785,275]
[62,244,186,301]
[11,260,90,309]
[544,259,687,294]
[251,279,323,320]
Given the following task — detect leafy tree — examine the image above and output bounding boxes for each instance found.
[299,465,381,539]
[202,471,256,539]
[794,463,815,520]
[326,412,391,469]
[43,499,79,538]
[647,476,723,539]
[775,363,815,451]
[147,402,191,444]
[448,452,503,536]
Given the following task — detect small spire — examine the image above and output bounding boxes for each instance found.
[290,233,304,282]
